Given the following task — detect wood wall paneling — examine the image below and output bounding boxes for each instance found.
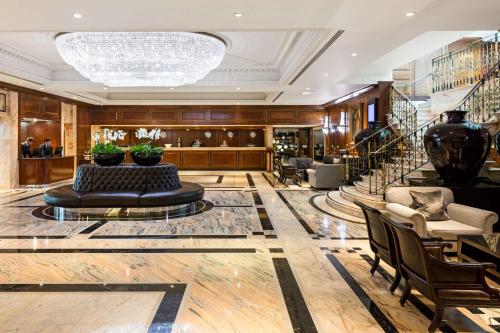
[93,110,118,123]
[239,110,266,123]
[211,151,238,169]
[162,151,181,165]
[239,151,266,169]
[268,110,296,122]
[182,151,210,169]
[209,110,235,122]
[182,111,206,121]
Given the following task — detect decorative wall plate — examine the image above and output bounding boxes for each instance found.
[249,131,256,138]
[204,131,212,138]
[227,131,234,138]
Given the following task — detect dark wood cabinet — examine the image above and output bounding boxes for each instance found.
[182,151,210,169]
[211,151,238,169]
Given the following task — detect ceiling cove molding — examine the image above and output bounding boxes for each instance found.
[288,29,345,85]
[0,44,53,82]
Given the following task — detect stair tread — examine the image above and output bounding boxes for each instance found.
[341,186,384,201]
[326,191,360,210]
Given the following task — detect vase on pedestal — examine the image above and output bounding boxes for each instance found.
[424,110,491,185]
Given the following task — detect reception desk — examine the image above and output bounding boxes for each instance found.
[125,147,270,170]
[19,156,75,186]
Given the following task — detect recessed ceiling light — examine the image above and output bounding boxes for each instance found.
[170,87,174,90]
[302,91,312,95]
[73,13,83,19]
[103,87,108,90]
[405,12,416,17]
[324,73,329,77]
[306,87,310,90]
[39,87,44,90]
[351,53,358,57]
[234,12,243,18]
[236,87,241,90]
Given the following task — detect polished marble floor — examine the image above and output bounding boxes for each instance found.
[0,171,497,332]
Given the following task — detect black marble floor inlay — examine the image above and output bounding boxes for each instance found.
[257,207,274,231]
[0,248,257,254]
[32,200,213,221]
[272,257,318,333]
[78,220,109,234]
[246,173,255,187]
[252,191,263,205]
[269,248,284,253]
[216,175,224,183]
[0,283,186,333]
[276,192,315,235]
[326,253,398,333]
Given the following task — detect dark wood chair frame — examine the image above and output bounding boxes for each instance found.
[381,215,500,333]
[276,159,302,185]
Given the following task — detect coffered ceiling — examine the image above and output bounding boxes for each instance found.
[0,0,498,106]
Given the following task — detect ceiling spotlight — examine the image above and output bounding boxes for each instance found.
[302,91,312,95]
[351,53,358,57]
[73,13,83,19]
[236,87,241,90]
[306,87,310,90]
[103,87,108,90]
[39,87,44,90]
[324,73,329,77]
[405,12,416,17]
[170,87,174,90]
[234,12,243,18]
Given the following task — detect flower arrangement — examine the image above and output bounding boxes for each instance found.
[91,128,126,154]
[130,128,164,157]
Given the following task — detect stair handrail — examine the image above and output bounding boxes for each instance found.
[372,58,500,155]
[343,85,418,183]
[432,32,499,93]
[368,59,500,194]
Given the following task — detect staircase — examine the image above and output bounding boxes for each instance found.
[323,35,500,220]
[368,59,500,195]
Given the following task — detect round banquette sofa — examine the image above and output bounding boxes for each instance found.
[44,164,204,208]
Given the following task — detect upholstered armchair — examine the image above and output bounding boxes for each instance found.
[288,157,313,180]
[385,187,498,239]
[306,164,344,189]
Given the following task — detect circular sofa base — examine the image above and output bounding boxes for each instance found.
[44,182,204,208]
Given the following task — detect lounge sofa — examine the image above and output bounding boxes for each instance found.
[44,164,204,208]
[384,186,497,240]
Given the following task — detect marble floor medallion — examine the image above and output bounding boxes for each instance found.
[31,200,214,221]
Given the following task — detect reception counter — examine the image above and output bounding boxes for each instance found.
[19,156,75,186]
[124,147,270,170]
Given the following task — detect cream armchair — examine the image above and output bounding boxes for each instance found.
[384,187,498,240]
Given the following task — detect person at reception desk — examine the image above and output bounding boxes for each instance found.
[191,138,202,147]
[39,138,53,157]
[20,137,34,158]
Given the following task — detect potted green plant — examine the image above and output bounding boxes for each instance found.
[91,128,126,166]
[130,128,164,166]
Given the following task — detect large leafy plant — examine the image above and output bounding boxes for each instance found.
[130,128,164,156]
[91,129,126,154]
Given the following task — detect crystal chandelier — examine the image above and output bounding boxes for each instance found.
[55,32,226,87]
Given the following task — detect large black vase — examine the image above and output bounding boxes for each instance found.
[131,152,163,166]
[93,152,125,166]
[424,110,491,185]
[354,121,391,155]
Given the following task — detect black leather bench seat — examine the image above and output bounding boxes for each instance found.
[43,164,204,208]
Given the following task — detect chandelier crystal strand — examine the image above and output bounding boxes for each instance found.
[55,32,226,87]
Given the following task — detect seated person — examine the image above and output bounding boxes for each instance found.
[20,137,34,158]
[39,138,53,157]
[220,140,228,147]
[191,138,202,147]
